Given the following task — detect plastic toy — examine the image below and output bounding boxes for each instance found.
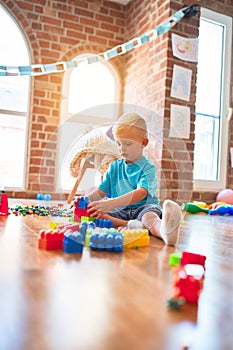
[89,229,123,252]
[95,218,113,228]
[169,252,182,267]
[181,251,206,268]
[120,228,150,248]
[209,204,233,216]
[181,202,209,214]
[38,229,64,250]
[171,264,205,303]
[37,193,44,200]
[73,196,90,222]
[216,188,233,204]
[168,251,206,308]
[0,191,8,216]
[44,193,51,201]
[63,230,85,253]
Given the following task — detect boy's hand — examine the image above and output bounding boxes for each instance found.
[88,198,115,217]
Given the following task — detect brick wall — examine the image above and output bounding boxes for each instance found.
[124,0,199,204]
[2,0,126,199]
[2,0,233,203]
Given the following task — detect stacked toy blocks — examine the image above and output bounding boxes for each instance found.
[120,228,150,248]
[73,196,95,223]
[38,223,87,253]
[168,251,206,308]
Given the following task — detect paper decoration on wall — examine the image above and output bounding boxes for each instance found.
[172,33,199,62]
[171,64,192,101]
[0,4,200,77]
[169,104,190,139]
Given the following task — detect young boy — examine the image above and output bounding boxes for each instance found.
[86,113,182,246]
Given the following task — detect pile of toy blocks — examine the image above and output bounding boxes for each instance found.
[168,251,207,308]
[38,196,150,253]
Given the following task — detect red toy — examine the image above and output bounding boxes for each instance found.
[73,196,90,222]
[168,251,207,308]
[38,229,64,250]
[172,264,205,304]
[0,191,9,216]
[181,251,206,269]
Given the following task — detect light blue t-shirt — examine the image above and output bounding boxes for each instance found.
[99,156,159,209]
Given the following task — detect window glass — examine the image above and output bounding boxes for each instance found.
[58,55,119,192]
[0,5,30,189]
[194,8,232,189]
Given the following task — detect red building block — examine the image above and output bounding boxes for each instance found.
[172,264,205,303]
[181,251,206,269]
[38,229,64,250]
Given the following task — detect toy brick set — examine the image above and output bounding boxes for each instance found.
[38,196,150,253]
[168,251,206,309]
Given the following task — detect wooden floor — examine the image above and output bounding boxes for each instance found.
[0,200,233,350]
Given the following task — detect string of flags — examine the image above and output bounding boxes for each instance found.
[0,4,199,77]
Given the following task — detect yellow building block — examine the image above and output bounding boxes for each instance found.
[120,228,150,249]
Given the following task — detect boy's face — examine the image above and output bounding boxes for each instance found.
[115,137,148,163]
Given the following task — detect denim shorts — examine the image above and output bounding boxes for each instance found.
[108,203,162,221]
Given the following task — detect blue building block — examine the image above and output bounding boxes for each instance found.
[78,196,89,209]
[63,230,85,253]
[89,229,123,252]
[95,218,113,228]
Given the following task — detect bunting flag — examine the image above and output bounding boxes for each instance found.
[0,4,199,77]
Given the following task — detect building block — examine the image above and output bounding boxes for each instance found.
[49,217,73,229]
[78,196,89,209]
[89,228,123,252]
[38,229,64,250]
[95,218,113,228]
[171,264,205,303]
[168,251,207,308]
[169,252,182,267]
[181,251,206,269]
[73,196,90,222]
[85,222,96,246]
[63,230,85,253]
[120,228,150,248]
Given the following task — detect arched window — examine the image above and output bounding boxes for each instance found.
[58,54,121,192]
[0,5,30,189]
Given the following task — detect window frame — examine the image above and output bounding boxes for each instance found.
[194,8,232,192]
[0,5,31,191]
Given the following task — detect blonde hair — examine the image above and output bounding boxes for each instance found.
[113,113,148,141]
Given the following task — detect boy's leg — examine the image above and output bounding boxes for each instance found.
[141,200,182,246]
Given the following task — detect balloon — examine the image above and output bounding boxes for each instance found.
[216,189,233,204]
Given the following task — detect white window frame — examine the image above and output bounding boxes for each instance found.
[0,5,31,191]
[194,8,232,192]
